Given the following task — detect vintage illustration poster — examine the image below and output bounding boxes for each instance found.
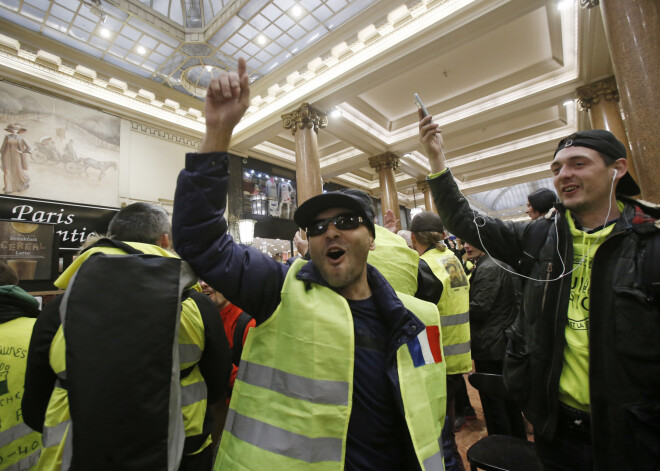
[0,81,120,207]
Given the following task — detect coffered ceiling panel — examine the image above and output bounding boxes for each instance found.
[0,0,615,218]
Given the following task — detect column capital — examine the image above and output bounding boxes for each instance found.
[576,76,619,111]
[281,103,328,135]
[368,152,400,172]
[579,0,599,8]
[416,180,430,192]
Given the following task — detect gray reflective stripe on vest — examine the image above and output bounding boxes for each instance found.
[238,360,349,406]
[179,344,202,364]
[0,422,34,448]
[422,438,444,470]
[4,447,41,471]
[181,381,207,407]
[440,311,469,327]
[61,422,73,471]
[42,420,70,448]
[444,340,471,356]
[224,409,342,463]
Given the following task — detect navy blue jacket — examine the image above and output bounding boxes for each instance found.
[173,152,428,470]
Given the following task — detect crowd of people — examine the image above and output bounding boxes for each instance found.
[1,55,658,471]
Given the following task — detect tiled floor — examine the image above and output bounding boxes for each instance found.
[455,374,488,470]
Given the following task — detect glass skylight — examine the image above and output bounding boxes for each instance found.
[0,0,376,99]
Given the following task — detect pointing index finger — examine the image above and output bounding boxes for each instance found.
[237,57,247,80]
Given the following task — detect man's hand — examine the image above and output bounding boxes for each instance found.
[200,57,250,153]
[294,231,308,257]
[418,109,446,174]
[383,209,399,233]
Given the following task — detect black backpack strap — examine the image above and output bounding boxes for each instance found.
[82,238,145,255]
[232,311,252,366]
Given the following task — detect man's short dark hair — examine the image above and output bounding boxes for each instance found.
[108,202,170,245]
[0,261,19,286]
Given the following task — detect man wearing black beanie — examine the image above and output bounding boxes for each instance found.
[418,117,660,471]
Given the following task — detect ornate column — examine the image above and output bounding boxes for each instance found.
[281,103,327,207]
[595,0,659,201]
[576,76,639,186]
[417,181,436,213]
[369,152,401,231]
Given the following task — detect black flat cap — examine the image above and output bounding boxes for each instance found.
[554,129,640,196]
[294,191,376,236]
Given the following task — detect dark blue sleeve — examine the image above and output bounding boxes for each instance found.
[173,152,288,323]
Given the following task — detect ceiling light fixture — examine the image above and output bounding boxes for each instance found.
[563,99,574,106]
[557,0,572,10]
[83,0,107,22]
[136,45,146,55]
[329,108,342,118]
[99,27,110,38]
[205,65,213,72]
[291,5,303,17]
[257,35,267,45]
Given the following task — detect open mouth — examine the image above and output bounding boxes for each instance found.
[326,247,346,262]
[563,185,579,194]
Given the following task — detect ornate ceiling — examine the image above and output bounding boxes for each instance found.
[0,0,614,219]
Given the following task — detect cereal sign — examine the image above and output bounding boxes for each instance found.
[0,220,55,280]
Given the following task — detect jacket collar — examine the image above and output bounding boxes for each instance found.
[556,198,659,237]
[295,259,424,349]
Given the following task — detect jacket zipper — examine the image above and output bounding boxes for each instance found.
[540,262,553,312]
[545,218,569,435]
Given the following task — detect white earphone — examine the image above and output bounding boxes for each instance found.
[471,163,619,283]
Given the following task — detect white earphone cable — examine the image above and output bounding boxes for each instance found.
[469,168,618,283]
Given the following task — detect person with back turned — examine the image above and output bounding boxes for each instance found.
[22,202,231,471]
[0,261,41,470]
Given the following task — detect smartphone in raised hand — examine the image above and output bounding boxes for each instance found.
[414,93,430,118]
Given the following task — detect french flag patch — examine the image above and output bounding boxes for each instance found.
[407,326,443,367]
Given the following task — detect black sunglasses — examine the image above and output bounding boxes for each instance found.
[306,214,365,237]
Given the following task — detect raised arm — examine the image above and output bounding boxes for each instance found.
[417,110,529,269]
[173,58,287,322]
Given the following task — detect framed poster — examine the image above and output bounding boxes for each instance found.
[0,81,120,206]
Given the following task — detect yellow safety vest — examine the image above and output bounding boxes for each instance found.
[421,248,472,374]
[368,225,419,295]
[216,259,446,470]
[37,243,210,471]
[0,317,41,471]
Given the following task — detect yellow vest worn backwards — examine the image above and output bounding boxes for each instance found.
[217,259,446,470]
[421,248,472,374]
